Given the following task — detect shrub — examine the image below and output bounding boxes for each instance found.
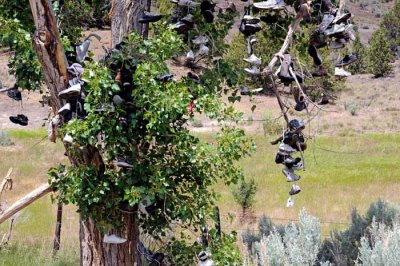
[0,131,14,146]
[349,33,367,74]
[366,28,394,77]
[262,111,283,136]
[232,178,257,216]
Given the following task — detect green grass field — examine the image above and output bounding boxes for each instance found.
[0,129,400,265]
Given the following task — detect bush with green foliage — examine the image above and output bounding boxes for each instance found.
[232,178,257,215]
[366,28,394,77]
[349,33,367,74]
[381,0,400,50]
[0,130,14,146]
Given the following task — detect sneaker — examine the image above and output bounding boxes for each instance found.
[149,253,165,266]
[286,197,294,207]
[332,12,352,24]
[282,168,301,182]
[195,44,209,57]
[103,234,127,244]
[335,54,357,67]
[7,85,22,101]
[155,74,174,82]
[187,72,200,83]
[173,21,192,34]
[252,87,264,93]
[253,0,286,10]
[185,50,195,63]
[116,159,133,168]
[240,86,250,95]
[325,23,352,37]
[291,161,304,171]
[63,133,73,144]
[335,67,352,77]
[58,84,82,99]
[329,39,345,49]
[9,114,28,126]
[289,184,301,195]
[95,103,115,113]
[288,119,305,131]
[181,14,195,24]
[294,96,308,111]
[240,23,262,36]
[243,15,261,24]
[58,103,71,116]
[171,0,200,8]
[244,66,260,76]
[139,12,163,23]
[284,157,301,168]
[192,36,209,45]
[318,14,335,32]
[278,143,297,155]
[75,34,101,63]
[243,54,261,65]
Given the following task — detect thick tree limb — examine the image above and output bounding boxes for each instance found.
[0,183,52,225]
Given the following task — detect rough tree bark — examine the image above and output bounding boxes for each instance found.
[110,0,147,46]
[27,0,141,265]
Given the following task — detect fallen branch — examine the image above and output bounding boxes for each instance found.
[0,183,52,225]
[0,168,13,199]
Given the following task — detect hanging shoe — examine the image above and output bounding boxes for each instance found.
[202,10,214,23]
[116,158,133,168]
[139,12,163,23]
[243,15,261,24]
[288,119,305,131]
[240,23,262,36]
[200,0,216,13]
[187,72,200,83]
[76,34,101,63]
[7,84,22,101]
[155,74,174,82]
[58,84,82,99]
[103,234,127,244]
[193,36,209,45]
[329,39,345,49]
[332,11,352,24]
[9,114,28,126]
[58,103,71,116]
[289,184,301,195]
[278,143,297,155]
[282,168,301,182]
[243,54,261,65]
[63,133,73,144]
[335,67,352,77]
[253,0,286,10]
[335,53,357,67]
[286,197,294,207]
[294,95,308,112]
[171,0,200,8]
[244,66,261,76]
[284,157,301,168]
[195,44,209,57]
[185,50,195,64]
[318,94,329,105]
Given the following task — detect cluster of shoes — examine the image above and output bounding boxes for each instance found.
[271,119,307,207]
[5,83,28,126]
[312,3,357,77]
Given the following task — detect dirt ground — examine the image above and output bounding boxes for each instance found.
[0,1,399,135]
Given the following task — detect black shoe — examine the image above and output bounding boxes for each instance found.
[239,21,262,36]
[9,114,28,126]
[200,0,216,13]
[275,153,285,164]
[294,96,307,111]
[119,117,129,131]
[312,69,327,77]
[139,12,163,23]
[284,157,301,168]
[187,72,200,83]
[318,94,329,105]
[202,10,214,23]
[260,14,278,24]
[7,84,22,101]
[335,53,357,67]
[149,253,165,266]
[155,74,174,82]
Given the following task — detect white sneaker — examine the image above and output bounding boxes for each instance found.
[289,184,301,195]
[278,143,297,155]
[58,84,81,98]
[335,67,351,77]
[291,161,304,171]
[58,103,71,116]
[103,234,127,244]
[282,168,301,182]
[286,197,294,207]
[253,0,285,10]
[186,50,195,63]
[195,44,209,57]
[252,87,264,93]
[243,54,262,65]
[192,36,209,45]
[324,23,345,36]
[244,66,260,75]
[63,133,73,144]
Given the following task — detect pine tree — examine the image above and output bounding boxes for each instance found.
[366,28,394,77]
[349,32,367,74]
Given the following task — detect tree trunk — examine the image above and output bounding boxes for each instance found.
[28,1,141,265]
[111,0,147,46]
[80,212,139,266]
